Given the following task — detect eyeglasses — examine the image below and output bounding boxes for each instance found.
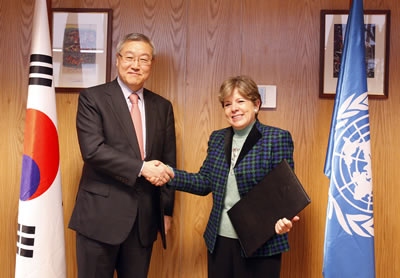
[118,53,152,66]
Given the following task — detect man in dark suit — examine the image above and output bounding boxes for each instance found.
[69,33,176,278]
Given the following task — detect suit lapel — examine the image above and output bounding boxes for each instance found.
[106,79,142,158]
[224,122,262,168]
[236,123,262,166]
[143,89,157,159]
[224,127,234,166]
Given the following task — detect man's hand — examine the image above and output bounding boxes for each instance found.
[275,216,300,234]
[142,160,174,186]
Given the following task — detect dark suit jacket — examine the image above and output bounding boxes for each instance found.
[69,79,176,248]
[169,120,294,257]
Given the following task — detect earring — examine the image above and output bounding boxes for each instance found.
[254,109,258,113]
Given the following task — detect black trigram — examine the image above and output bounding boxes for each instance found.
[16,223,36,258]
[29,54,53,87]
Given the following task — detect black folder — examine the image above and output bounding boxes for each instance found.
[227,159,310,257]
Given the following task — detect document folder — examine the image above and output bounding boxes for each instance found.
[227,159,310,257]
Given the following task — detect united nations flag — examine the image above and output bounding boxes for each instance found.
[323,0,375,277]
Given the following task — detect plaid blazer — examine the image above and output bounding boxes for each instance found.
[169,120,294,257]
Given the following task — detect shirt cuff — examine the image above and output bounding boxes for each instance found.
[138,161,144,177]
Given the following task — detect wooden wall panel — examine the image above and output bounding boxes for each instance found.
[181,0,243,277]
[56,93,81,278]
[371,1,400,276]
[0,0,33,277]
[1,0,400,277]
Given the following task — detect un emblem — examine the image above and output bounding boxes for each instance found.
[328,93,374,238]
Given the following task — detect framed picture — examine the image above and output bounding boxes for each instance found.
[319,10,390,99]
[52,8,112,92]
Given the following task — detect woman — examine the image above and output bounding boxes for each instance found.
[168,76,298,278]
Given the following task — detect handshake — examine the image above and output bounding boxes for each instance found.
[142,160,174,186]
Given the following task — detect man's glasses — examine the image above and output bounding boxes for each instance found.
[118,53,152,66]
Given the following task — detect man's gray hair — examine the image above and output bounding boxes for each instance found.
[116,33,156,57]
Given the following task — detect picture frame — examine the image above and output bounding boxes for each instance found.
[51,8,112,92]
[319,10,390,99]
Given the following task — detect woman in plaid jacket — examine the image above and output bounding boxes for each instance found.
[168,76,299,278]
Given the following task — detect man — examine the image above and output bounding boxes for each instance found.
[69,33,176,278]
